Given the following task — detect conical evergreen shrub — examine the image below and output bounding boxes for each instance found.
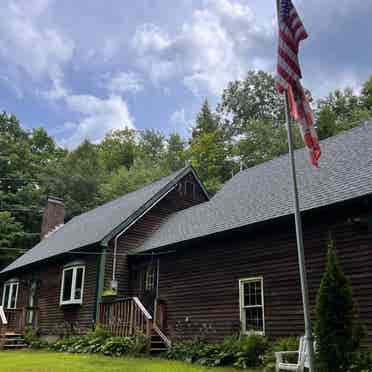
[315,239,354,372]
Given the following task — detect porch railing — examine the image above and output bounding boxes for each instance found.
[0,306,7,326]
[4,308,26,333]
[99,297,153,338]
[0,307,39,335]
[98,297,171,349]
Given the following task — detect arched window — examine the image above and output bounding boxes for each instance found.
[60,261,85,305]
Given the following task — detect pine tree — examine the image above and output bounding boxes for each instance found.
[315,239,354,372]
[191,99,219,139]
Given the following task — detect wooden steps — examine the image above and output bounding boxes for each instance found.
[1,333,27,350]
[149,332,168,354]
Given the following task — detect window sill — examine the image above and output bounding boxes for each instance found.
[60,301,83,306]
[242,330,265,336]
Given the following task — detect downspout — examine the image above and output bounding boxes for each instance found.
[94,245,107,324]
[111,228,128,288]
[111,184,178,289]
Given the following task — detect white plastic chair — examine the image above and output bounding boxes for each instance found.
[275,336,310,372]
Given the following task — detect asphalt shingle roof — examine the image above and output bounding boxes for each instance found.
[132,123,372,254]
[1,166,192,274]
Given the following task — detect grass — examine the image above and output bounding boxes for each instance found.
[0,350,261,372]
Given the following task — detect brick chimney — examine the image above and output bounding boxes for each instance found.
[41,196,65,239]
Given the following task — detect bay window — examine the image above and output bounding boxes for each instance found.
[60,264,85,305]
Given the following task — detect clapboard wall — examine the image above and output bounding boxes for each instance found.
[131,200,372,346]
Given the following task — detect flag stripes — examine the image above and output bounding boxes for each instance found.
[275,0,321,166]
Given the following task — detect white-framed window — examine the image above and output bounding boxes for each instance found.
[60,264,85,305]
[2,279,19,309]
[239,277,265,335]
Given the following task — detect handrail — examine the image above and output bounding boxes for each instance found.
[133,297,152,320]
[153,323,171,347]
[0,306,8,325]
[132,297,171,347]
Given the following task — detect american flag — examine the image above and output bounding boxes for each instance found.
[276,0,321,167]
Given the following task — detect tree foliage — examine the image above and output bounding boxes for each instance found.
[0,73,371,269]
[217,71,285,136]
[315,239,354,372]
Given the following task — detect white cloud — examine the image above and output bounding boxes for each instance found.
[170,108,187,126]
[44,79,135,148]
[131,0,272,96]
[104,71,144,94]
[0,1,74,82]
[60,94,135,148]
[132,24,172,54]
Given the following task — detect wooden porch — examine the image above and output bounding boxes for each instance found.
[98,297,170,353]
[0,306,38,348]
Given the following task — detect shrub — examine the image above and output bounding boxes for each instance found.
[24,327,39,345]
[230,333,268,369]
[166,339,221,365]
[86,323,111,340]
[166,333,268,368]
[350,352,372,372]
[29,339,49,349]
[263,337,299,371]
[50,331,144,357]
[101,337,135,356]
[315,239,354,372]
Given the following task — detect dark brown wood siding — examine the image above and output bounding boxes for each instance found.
[131,203,372,346]
[0,252,99,336]
[104,173,208,297]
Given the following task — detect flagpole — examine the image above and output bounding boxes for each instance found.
[276,2,316,371]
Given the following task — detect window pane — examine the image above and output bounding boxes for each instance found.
[245,307,263,333]
[9,283,18,309]
[3,284,10,308]
[243,281,262,306]
[74,268,84,300]
[243,282,250,306]
[185,182,194,195]
[63,269,73,301]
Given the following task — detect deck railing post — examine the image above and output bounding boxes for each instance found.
[146,319,153,354]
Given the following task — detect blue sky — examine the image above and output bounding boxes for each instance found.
[0,0,371,148]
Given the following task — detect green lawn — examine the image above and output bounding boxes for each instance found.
[0,351,261,372]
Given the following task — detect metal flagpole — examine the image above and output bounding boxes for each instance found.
[276,1,316,371]
[284,92,316,372]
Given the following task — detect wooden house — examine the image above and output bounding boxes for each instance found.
[1,123,372,349]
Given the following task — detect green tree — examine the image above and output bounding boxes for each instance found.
[233,120,291,168]
[0,212,27,269]
[315,239,354,372]
[188,130,232,193]
[192,100,219,139]
[187,100,233,192]
[98,128,136,172]
[0,113,62,263]
[99,159,169,202]
[361,75,372,111]
[45,140,104,218]
[315,86,372,139]
[217,71,285,136]
[165,133,186,172]
[138,129,165,163]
